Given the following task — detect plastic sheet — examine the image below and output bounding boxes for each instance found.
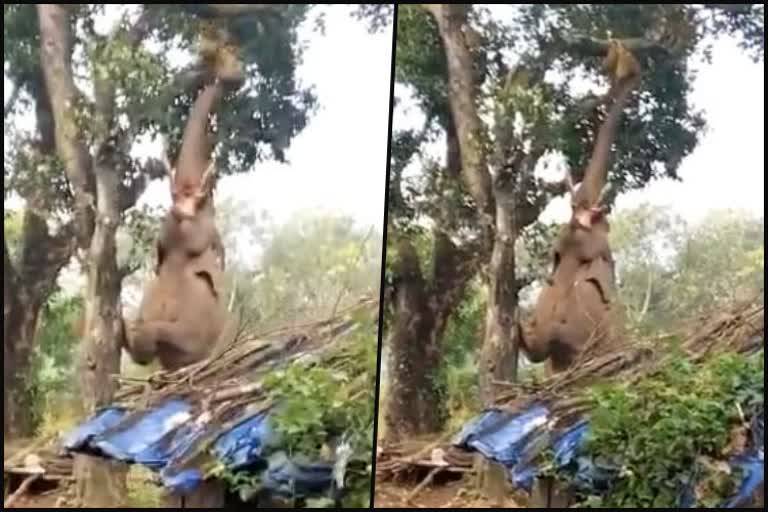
[91,399,193,463]
[212,410,273,471]
[262,452,334,497]
[453,405,549,467]
[64,399,335,500]
[62,406,129,454]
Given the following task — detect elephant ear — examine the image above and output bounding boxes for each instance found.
[581,258,617,305]
[189,250,225,299]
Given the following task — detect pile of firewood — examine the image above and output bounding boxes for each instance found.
[493,300,764,425]
[4,439,74,507]
[376,436,476,481]
[113,296,378,412]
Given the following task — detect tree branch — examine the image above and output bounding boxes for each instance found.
[423,4,494,221]
[37,4,96,249]
[187,4,285,17]
[118,261,141,281]
[558,33,670,57]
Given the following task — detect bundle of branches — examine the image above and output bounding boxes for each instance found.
[4,437,74,508]
[113,295,378,426]
[494,299,764,427]
[376,435,476,481]
[4,437,73,482]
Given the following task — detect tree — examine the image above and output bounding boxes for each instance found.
[668,211,764,314]
[609,206,764,332]
[7,3,315,505]
[386,3,764,439]
[227,210,382,332]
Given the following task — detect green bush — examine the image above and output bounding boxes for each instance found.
[26,294,83,434]
[218,308,378,508]
[576,349,764,508]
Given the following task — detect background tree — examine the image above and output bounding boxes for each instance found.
[216,208,383,332]
[385,3,764,439]
[611,206,764,331]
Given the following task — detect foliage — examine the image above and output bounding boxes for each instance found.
[35,294,83,395]
[18,293,84,434]
[234,307,378,508]
[4,5,315,210]
[351,4,394,34]
[667,210,764,313]
[576,349,764,508]
[610,207,764,332]
[441,279,486,368]
[3,209,24,260]
[235,212,382,332]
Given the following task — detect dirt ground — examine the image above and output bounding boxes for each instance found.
[374,479,519,509]
[5,492,65,509]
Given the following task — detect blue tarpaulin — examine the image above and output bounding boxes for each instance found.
[63,398,334,498]
[454,406,764,507]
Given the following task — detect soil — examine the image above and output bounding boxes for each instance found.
[5,492,66,509]
[374,479,519,508]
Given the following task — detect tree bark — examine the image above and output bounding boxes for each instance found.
[37,4,95,251]
[3,212,75,438]
[37,4,130,506]
[479,181,519,404]
[384,233,476,441]
[384,241,444,440]
[425,4,522,404]
[424,4,493,220]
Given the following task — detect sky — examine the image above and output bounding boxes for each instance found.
[395,5,765,226]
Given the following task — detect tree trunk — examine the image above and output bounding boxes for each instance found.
[384,240,445,440]
[424,4,492,219]
[4,295,42,438]
[383,228,479,442]
[37,4,127,506]
[479,188,519,404]
[424,4,520,404]
[3,210,75,438]
[4,240,14,437]
[73,154,128,507]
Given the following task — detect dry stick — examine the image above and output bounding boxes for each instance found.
[406,466,442,505]
[255,296,376,338]
[4,435,54,467]
[4,475,40,508]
